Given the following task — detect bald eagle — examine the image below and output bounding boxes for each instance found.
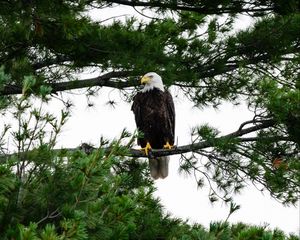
[131,72,175,179]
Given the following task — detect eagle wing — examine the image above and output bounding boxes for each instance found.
[131,89,175,147]
[131,92,144,145]
[165,90,175,145]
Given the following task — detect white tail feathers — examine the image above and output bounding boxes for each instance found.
[149,156,169,179]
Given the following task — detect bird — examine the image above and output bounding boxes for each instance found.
[131,72,175,179]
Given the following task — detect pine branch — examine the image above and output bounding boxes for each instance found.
[108,0,275,15]
[129,119,278,157]
[0,71,136,96]
[2,49,298,97]
[0,53,288,96]
[0,120,285,162]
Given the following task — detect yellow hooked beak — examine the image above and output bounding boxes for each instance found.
[141,76,151,85]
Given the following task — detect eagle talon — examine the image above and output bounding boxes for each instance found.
[141,142,152,156]
[163,141,173,150]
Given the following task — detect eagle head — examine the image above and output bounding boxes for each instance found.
[140,72,164,92]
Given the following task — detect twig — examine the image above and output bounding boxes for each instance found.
[36,208,61,225]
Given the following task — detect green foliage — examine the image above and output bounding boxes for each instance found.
[257,79,300,145]
[0,1,299,101]
[180,119,299,204]
[0,66,12,110]
[0,146,298,239]
[0,66,10,89]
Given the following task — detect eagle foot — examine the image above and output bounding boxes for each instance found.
[163,141,174,150]
[141,142,152,156]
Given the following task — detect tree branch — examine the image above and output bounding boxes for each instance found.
[129,119,277,157]
[0,52,288,96]
[0,120,284,162]
[50,71,136,92]
[108,0,275,15]
[0,71,137,96]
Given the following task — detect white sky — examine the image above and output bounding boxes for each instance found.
[0,3,299,236]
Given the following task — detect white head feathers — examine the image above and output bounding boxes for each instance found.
[140,72,164,92]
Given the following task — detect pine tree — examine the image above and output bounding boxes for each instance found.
[0,1,299,238]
